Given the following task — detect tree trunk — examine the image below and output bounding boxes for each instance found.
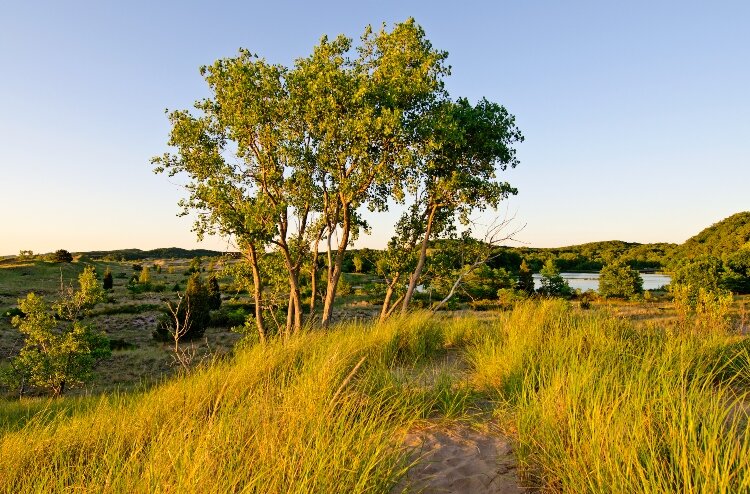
[279,247,303,335]
[321,205,351,328]
[247,244,266,344]
[309,227,324,317]
[401,204,438,314]
[379,272,400,322]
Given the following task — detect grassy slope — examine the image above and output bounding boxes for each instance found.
[1,302,749,493]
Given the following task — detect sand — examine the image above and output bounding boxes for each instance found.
[393,423,525,493]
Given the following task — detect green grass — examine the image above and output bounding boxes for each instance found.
[0,302,748,492]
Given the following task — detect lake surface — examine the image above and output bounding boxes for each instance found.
[532,272,671,292]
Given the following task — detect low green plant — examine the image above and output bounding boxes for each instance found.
[3,267,110,397]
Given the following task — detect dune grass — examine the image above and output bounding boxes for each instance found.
[1,302,748,493]
[466,300,750,493]
[0,313,473,493]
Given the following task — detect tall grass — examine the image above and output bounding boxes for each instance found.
[467,300,750,493]
[0,313,464,493]
[2,302,748,493]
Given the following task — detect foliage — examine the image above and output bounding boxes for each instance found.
[207,275,221,310]
[671,256,725,307]
[352,254,364,274]
[154,274,211,342]
[675,211,750,260]
[4,267,110,397]
[456,265,513,300]
[598,261,643,299]
[102,268,113,290]
[52,249,73,263]
[672,285,733,334]
[138,266,151,285]
[722,249,750,294]
[515,259,534,295]
[537,259,571,297]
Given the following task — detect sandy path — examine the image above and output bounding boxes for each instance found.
[393,424,525,494]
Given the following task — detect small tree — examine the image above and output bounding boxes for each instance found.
[516,259,535,295]
[139,266,151,285]
[207,275,221,310]
[52,249,73,263]
[671,256,724,307]
[7,266,110,397]
[538,259,571,298]
[154,274,210,342]
[103,268,114,290]
[352,254,364,274]
[598,261,643,299]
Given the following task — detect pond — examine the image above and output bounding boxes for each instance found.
[532,272,671,292]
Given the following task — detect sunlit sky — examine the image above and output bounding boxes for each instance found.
[1,1,748,255]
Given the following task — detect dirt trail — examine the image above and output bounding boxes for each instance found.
[393,423,525,494]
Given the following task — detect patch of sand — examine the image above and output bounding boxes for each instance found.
[394,423,525,494]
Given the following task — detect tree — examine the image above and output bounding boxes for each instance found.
[538,260,571,298]
[722,250,750,294]
[155,274,211,342]
[399,97,523,313]
[672,256,723,291]
[6,266,110,397]
[52,249,73,263]
[207,275,222,310]
[352,254,364,274]
[153,19,449,333]
[103,268,114,290]
[670,256,725,308]
[598,261,643,299]
[139,266,151,285]
[516,259,535,295]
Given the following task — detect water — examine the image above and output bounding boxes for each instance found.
[532,272,671,292]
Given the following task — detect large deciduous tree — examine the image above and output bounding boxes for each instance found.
[154,19,449,332]
[398,97,523,313]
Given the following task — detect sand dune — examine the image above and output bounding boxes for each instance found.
[394,424,525,493]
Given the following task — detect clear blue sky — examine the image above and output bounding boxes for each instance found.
[1,1,748,255]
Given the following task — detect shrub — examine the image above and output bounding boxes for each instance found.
[516,259,535,295]
[538,260,571,298]
[139,266,151,285]
[4,267,110,396]
[207,275,221,310]
[52,249,73,263]
[103,269,114,290]
[154,273,211,342]
[598,261,643,299]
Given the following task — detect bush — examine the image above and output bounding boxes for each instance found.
[139,266,151,284]
[207,275,221,310]
[154,274,211,342]
[4,267,110,396]
[103,269,114,290]
[598,261,643,299]
[52,249,73,263]
[210,306,248,327]
[538,260,572,298]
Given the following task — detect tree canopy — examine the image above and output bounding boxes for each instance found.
[153,19,522,334]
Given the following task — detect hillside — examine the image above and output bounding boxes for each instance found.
[675,212,750,259]
[79,247,233,261]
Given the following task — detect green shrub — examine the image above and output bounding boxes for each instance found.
[538,260,571,298]
[598,261,643,299]
[154,274,211,341]
[52,249,73,263]
[103,269,113,290]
